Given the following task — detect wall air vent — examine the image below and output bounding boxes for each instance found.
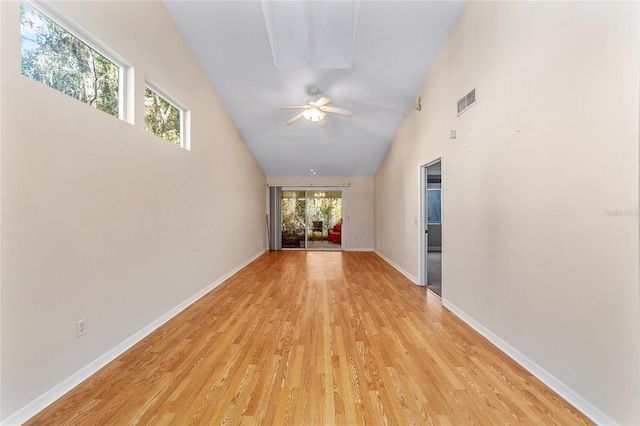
[457,88,476,115]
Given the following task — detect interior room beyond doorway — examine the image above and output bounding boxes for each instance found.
[425,160,442,297]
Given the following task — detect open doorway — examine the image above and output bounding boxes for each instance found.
[420,159,442,296]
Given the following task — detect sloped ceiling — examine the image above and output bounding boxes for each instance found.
[164,0,465,177]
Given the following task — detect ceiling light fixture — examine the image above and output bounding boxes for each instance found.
[281,86,351,128]
[303,107,326,123]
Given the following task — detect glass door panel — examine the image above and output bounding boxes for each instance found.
[281,191,306,249]
[306,190,342,250]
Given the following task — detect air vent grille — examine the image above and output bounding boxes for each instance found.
[457,88,476,115]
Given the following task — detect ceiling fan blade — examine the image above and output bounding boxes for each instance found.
[313,97,331,107]
[281,105,309,110]
[321,106,352,117]
[285,111,306,126]
[318,118,328,128]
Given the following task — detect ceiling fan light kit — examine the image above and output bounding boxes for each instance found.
[303,108,326,122]
[281,87,352,128]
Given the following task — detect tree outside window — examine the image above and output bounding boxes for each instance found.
[144,86,182,147]
[20,2,120,117]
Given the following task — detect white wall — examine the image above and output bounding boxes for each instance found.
[267,176,374,250]
[0,0,266,421]
[374,1,639,424]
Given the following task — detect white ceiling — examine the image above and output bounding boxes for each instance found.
[164,0,465,177]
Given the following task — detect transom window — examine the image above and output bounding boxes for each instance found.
[20,2,122,118]
[19,2,189,150]
[144,85,186,149]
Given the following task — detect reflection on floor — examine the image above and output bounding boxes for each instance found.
[427,251,442,297]
[306,239,341,250]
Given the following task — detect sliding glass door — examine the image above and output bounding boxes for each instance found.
[280,190,342,250]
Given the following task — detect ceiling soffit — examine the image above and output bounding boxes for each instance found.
[261,0,358,70]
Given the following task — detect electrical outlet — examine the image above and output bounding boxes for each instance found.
[485,293,492,307]
[76,319,86,337]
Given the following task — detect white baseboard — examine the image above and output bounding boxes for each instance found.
[2,250,267,426]
[6,249,614,426]
[372,253,614,425]
[343,247,374,252]
[442,300,616,426]
[374,250,418,284]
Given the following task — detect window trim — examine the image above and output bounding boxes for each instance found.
[21,0,131,122]
[144,81,190,150]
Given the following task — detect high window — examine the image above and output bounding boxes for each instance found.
[20,2,122,118]
[144,85,186,148]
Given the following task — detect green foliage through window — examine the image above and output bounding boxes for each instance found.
[144,87,182,146]
[20,2,120,117]
[281,191,343,238]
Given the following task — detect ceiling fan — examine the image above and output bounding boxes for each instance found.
[281,87,352,128]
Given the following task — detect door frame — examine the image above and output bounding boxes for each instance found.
[419,154,443,287]
[281,186,345,251]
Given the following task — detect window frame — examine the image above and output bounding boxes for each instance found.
[20,0,130,122]
[144,82,190,150]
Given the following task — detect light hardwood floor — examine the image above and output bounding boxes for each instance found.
[26,251,593,425]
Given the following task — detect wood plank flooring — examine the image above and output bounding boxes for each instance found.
[26,251,593,425]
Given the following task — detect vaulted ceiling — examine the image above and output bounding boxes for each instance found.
[164,1,465,177]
